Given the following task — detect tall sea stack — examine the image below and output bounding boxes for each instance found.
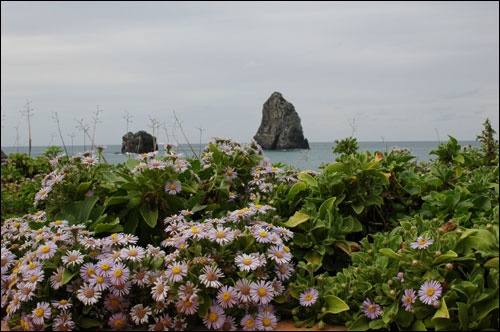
[253,92,309,150]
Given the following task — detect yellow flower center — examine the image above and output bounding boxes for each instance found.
[30,275,38,282]
[419,239,427,245]
[283,246,290,253]
[110,299,119,307]
[128,250,138,257]
[184,300,192,308]
[259,232,267,238]
[179,243,185,249]
[41,246,51,254]
[97,276,105,283]
[227,170,233,175]
[114,269,122,277]
[246,319,255,327]
[305,293,313,301]
[28,263,37,270]
[263,318,272,326]
[368,304,376,312]
[279,267,286,274]
[172,266,181,274]
[87,268,96,276]
[84,289,95,298]
[191,226,200,234]
[170,184,177,190]
[56,274,63,282]
[275,251,283,258]
[114,319,123,328]
[427,288,435,296]
[55,220,62,225]
[101,264,110,271]
[35,308,44,317]
[406,296,413,304]
[209,313,218,322]
[13,222,21,228]
[243,258,252,265]
[222,292,231,301]
[59,299,68,304]
[216,232,226,238]
[257,288,267,297]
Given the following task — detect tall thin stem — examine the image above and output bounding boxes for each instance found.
[53,112,69,155]
[20,100,34,156]
[173,111,198,160]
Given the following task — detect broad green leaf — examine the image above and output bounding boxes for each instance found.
[457,302,468,329]
[78,195,99,224]
[352,202,364,215]
[432,298,450,320]
[484,257,499,269]
[325,162,347,173]
[94,223,123,234]
[105,196,128,207]
[182,183,197,194]
[125,158,140,171]
[297,172,318,188]
[348,315,370,331]
[76,181,92,194]
[379,248,402,260]
[409,320,427,331]
[476,298,499,321]
[369,320,385,330]
[78,318,102,329]
[432,250,458,265]
[284,212,310,228]
[62,269,77,285]
[139,204,158,228]
[289,182,307,196]
[304,251,323,267]
[319,197,336,219]
[322,295,349,315]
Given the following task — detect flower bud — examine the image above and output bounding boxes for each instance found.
[456,229,463,235]
[348,290,354,296]
[321,307,327,313]
[410,226,417,231]
[317,320,325,330]
[446,263,453,271]
[387,280,393,286]
[412,260,419,267]
[367,249,373,255]
[404,230,409,236]
[292,309,298,316]
[390,290,396,297]
[486,224,493,231]
[435,251,441,257]
[317,276,324,282]
[433,301,440,309]
[341,283,347,289]
[433,218,439,224]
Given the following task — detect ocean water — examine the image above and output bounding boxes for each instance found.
[1,141,481,171]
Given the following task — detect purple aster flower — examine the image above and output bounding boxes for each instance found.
[362,298,381,319]
[418,280,442,305]
[176,296,199,315]
[166,261,188,283]
[299,288,319,307]
[241,314,257,331]
[255,311,278,331]
[402,289,416,312]
[397,272,405,283]
[250,280,274,305]
[217,286,238,308]
[165,181,182,195]
[203,305,226,330]
[225,167,238,180]
[411,235,434,249]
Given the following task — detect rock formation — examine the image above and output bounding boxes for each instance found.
[121,131,159,154]
[253,92,309,150]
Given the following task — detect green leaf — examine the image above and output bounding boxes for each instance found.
[304,251,323,267]
[283,211,310,228]
[319,197,336,219]
[78,318,102,329]
[139,204,158,228]
[476,298,499,321]
[322,295,349,315]
[105,196,128,207]
[123,209,139,234]
[484,257,499,269]
[379,248,402,260]
[432,298,450,321]
[62,269,77,285]
[78,195,99,224]
[369,320,386,330]
[76,181,92,194]
[325,162,347,173]
[409,320,427,331]
[289,182,307,196]
[297,172,318,188]
[432,250,458,265]
[457,302,468,329]
[348,315,370,331]
[125,158,140,171]
[352,202,364,215]
[182,183,197,194]
[94,222,123,235]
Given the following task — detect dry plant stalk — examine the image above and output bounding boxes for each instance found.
[173,111,199,160]
[53,112,69,156]
[20,100,34,156]
[122,111,133,153]
[90,105,103,151]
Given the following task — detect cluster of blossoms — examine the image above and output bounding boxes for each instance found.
[1,200,295,331]
[363,279,443,320]
[158,204,296,330]
[34,164,76,206]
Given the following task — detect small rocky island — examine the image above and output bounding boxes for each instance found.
[253,92,309,150]
[121,131,159,154]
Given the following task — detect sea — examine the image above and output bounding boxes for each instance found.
[1,141,482,171]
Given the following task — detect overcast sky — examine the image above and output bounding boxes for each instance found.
[1,1,499,146]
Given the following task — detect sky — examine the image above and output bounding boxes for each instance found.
[1,1,499,146]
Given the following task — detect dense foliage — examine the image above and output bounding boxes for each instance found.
[1,121,498,331]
